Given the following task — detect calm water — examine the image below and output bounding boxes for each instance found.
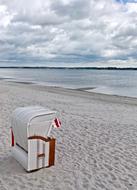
[0,68,137,98]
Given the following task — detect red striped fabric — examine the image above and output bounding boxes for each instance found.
[11,127,14,146]
[54,118,61,128]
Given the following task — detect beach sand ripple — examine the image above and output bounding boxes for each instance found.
[0,81,137,189]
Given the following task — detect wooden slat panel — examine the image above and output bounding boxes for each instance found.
[49,138,56,167]
[37,153,45,158]
[28,136,50,142]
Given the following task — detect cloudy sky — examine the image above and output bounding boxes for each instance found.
[0,0,137,67]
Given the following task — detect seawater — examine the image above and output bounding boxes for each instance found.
[0,68,137,98]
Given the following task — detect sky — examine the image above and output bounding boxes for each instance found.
[0,0,137,67]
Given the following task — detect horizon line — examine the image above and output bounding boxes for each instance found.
[0,66,137,70]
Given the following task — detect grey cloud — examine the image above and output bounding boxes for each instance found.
[51,0,91,20]
[13,12,66,26]
[0,0,137,66]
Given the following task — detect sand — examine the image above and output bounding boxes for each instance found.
[0,80,137,190]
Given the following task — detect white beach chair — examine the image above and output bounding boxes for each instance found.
[11,106,57,172]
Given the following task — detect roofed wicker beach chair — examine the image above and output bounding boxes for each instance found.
[11,106,61,172]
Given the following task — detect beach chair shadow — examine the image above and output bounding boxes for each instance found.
[0,154,26,175]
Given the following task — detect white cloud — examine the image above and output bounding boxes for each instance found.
[0,4,13,28]
[0,0,137,66]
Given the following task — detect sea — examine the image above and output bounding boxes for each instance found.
[0,68,137,98]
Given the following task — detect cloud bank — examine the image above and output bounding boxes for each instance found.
[0,0,137,66]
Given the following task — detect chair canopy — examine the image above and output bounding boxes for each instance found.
[11,106,56,151]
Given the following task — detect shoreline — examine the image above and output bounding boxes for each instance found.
[1,75,137,99]
[1,66,137,70]
[1,80,137,106]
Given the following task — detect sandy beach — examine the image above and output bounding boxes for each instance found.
[0,80,137,190]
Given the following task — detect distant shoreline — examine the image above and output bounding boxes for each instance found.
[1,67,137,98]
[2,79,137,99]
[1,80,137,103]
[0,66,137,70]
